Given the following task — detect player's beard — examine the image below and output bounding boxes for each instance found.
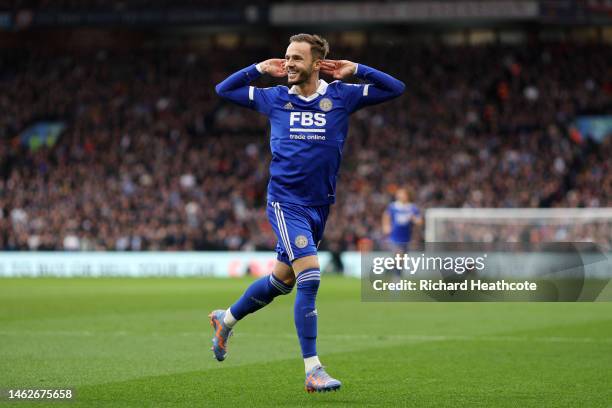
[287,66,312,85]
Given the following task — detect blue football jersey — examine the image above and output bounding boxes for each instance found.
[216,63,405,206]
[388,201,420,244]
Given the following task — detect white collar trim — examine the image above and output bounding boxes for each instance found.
[288,79,328,101]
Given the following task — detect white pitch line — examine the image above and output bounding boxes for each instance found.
[0,330,611,344]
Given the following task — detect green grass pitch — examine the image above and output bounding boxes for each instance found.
[1,277,611,407]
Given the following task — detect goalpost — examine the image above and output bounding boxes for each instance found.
[425,208,612,251]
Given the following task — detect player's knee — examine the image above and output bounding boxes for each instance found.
[279,277,296,295]
[284,277,296,291]
[271,270,295,294]
[292,255,319,273]
[284,281,295,294]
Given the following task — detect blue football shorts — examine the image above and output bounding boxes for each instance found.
[267,201,330,266]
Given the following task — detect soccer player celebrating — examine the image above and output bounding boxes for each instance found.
[210,33,405,393]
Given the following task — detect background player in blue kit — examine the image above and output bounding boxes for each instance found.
[209,33,404,393]
[382,187,423,254]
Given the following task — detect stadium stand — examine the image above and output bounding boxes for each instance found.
[0,42,610,251]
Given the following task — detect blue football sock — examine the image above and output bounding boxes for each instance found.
[294,268,321,358]
[229,274,293,320]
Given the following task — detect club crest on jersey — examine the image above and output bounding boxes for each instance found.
[319,98,332,112]
[283,102,294,110]
[295,235,308,248]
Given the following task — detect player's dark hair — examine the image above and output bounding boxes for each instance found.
[289,33,329,61]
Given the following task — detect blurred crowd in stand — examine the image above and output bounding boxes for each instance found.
[1,41,610,251]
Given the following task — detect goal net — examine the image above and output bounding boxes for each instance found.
[425,208,612,251]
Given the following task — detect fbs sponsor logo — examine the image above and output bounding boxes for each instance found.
[289,112,326,127]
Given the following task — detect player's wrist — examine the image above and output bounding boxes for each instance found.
[353,63,359,75]
[255,63,264,74]
[353,62,372,78]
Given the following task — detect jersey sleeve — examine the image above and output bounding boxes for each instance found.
[249,86,276,115]
[215,64,275,116]
[339,64,405,113]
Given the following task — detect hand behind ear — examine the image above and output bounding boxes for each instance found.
[320,60,357,80]
[260,59,287,77]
